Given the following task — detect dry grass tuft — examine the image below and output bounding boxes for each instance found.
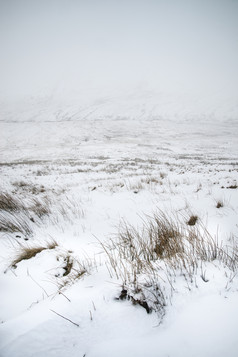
[0,211,33,236]
[187,215,198,226]
[12,181,46,194]
[148,213,183,259]
[11,240,58,267]
[62,255,74,276]
[100,211,238,317]
[216,200,224,209]
[29,197,51,218]
[47,240,58,250]
[0,192,24,212]
[12,246,47,266]
[0,191,52,236]
[56,256,88,291]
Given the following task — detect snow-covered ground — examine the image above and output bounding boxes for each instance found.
[0,94,238,356]
[1,0,238,354]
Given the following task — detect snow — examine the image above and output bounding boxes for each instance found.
[1,0,238,353]
[0,99,238,357]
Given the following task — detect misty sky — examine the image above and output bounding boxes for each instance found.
[0,0,238,99]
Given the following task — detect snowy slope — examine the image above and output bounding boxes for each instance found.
[1,0,238,354]
[1,87,238,124]
[1,107,238,356]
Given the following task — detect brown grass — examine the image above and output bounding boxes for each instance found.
[12,246,47,266]
[0,211,33,236]
[0,191,51,236]
[187,215,198,226]
[11,240,58,267]
[100,211,238,317]
[0,192,24,212]
[63,256,73,276]
[216,200,224,209]
[29,197,51,218]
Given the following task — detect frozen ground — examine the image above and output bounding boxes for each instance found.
[0,98,238,357]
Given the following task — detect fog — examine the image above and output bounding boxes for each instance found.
[1,0,238,105]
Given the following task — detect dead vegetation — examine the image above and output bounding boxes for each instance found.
[0,190,51,217]
[62,255,74,276]
[8,239,90,299]
[0,192,24,212]
[0,190,85,238]
[11,240,58,267]
[0,211,33,237]
[12,181,46,195]
[216,200,224,209]
[187,215,198,226]
[100,211,238,317]
[226,184,237,189]
[56,254,89,292]
[0,191,52,237]
[12,246,48,267]
[1,156,237,322]
[29,197,51,218]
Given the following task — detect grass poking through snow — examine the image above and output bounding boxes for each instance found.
[187,215,198,226]
[100,211,238,318]
[11,240,58,267]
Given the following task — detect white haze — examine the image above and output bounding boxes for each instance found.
[0,0,238,114]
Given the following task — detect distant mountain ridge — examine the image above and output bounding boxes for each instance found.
[1,87,237,123]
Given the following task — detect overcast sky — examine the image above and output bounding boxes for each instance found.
[0,0,238,99]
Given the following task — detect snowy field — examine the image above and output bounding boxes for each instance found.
[0,100,238,357]
[1,0,238,355]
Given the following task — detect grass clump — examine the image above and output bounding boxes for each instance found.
[56,255,88,292]
[149,213,183,259]
[11,240,58,267]
[0,211,33,237]
[29,197,51,218]
[227,184,237,189]
[0,192,24,212]
[12,181,46,194]
[62,255,74,276]
[216,200,224,209]
[47,240,58,250]
[101,211,238,318]
[12,246,47,266]
[0,191,52,236]
[187,215,198,226]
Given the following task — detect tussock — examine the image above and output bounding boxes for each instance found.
[29,197,51,218]
[12,246,48,266]
[0,192,24,212]
[187,215,198,226]
[11,240,58,267]
[101,211,238,317]
[216,200,224,209]
[56,255,89,292]
[0,211,33,236]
